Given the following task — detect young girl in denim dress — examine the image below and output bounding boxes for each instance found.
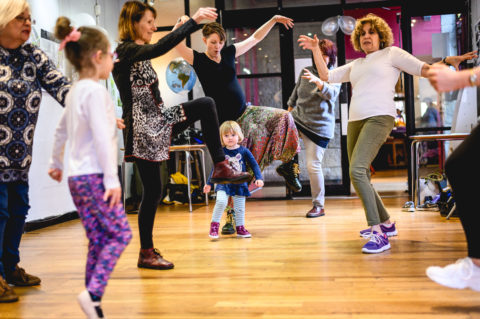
[204,121,263,239]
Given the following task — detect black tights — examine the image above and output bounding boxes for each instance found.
[135,97,224,249]
[445,124,480,258]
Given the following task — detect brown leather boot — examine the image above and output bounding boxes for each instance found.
[210,159,250,184]
[0,277,18,303]
[306,206,325,218]
[6,265,41,286]
[138,248,174,270]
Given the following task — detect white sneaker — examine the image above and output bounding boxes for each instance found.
[426,257,480,292]
[77,290,105,318]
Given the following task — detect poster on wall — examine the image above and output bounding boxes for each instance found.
[28,26,76,82]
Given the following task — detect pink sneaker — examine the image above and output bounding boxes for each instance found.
[236,226,251,238]
[209,222,219,239]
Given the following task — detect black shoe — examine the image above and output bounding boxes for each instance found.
[221,209,236,235]
[276,161,302,192]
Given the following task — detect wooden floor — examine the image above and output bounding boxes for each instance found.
[3,194,480,319]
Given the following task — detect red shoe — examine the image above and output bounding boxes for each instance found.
[209,222,219,239]
[138,248,174,270]
[211,160,250,184]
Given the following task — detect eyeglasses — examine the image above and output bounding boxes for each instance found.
[15,15,32,24]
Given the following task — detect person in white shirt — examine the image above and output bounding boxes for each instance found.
[48,17,132,319]
[298,13,476,254]
[424,64,480,292]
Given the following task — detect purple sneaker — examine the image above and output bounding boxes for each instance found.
[236,226,251,238]
[359,222,397,238]
[362,231,391,254]
[209,222,219,239]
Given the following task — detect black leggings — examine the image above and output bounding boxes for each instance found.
[135,97,225,249]
[444,124,480,258]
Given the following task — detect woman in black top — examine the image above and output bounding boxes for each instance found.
[113,1,249,270]
[173,18,302,193]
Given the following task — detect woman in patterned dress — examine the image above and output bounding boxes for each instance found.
[113,1,249,270]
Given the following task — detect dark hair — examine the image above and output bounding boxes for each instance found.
[54,16,109,72]
[202,22,226,42]
[319,39,337,68]
[118,0,156,42]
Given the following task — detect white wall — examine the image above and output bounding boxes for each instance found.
[27,0,124,221]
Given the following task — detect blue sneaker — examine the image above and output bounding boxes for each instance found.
[359,222,397,238]
[362,231,391,254]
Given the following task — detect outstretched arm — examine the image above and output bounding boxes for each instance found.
[234,15,293,57]
[427,64,480,92]
[172,15,194,64]
[298,34,329,81]
[421,50,478,77]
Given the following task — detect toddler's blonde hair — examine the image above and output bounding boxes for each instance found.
[219,121,244,146]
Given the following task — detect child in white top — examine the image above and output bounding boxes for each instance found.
[48,17,131,319]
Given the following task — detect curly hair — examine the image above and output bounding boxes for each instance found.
[350,14,393,53]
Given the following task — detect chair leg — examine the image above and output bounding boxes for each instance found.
[446,203,456,220]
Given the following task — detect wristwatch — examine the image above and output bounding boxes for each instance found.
[469,69,477,87]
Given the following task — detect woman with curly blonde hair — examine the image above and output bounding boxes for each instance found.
[298,13,476,254]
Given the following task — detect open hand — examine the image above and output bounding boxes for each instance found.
[298,34,319,51]
[104,187,122,209]
[192,7,217,24]
[301,68,321,85]
[274,15,294,30]
[448,50,478,71]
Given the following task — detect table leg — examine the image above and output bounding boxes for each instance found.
[186,151,192,212]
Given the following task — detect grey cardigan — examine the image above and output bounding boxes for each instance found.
[287,66,340,141]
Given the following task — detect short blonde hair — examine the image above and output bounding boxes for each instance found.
[219,121,244,146]
[0,0,30,31]
[351,13,393,53]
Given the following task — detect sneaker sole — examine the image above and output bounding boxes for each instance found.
[402,207,415,212]
[361,243,391,254]
[0,296,19,303]
[137,264,174,270]
[237,234,252,238]
[209,234,219,239]
[359,230,397,238]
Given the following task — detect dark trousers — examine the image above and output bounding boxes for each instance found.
[445,124,480,258]
[0,182,29,278]
[135,97,225,249]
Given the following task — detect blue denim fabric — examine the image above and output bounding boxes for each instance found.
[0,182,30,278]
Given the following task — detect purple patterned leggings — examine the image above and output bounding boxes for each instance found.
[68,174,132,297]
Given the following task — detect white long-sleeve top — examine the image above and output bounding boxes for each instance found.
[328,46,425,122]
[49,79,120,189]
